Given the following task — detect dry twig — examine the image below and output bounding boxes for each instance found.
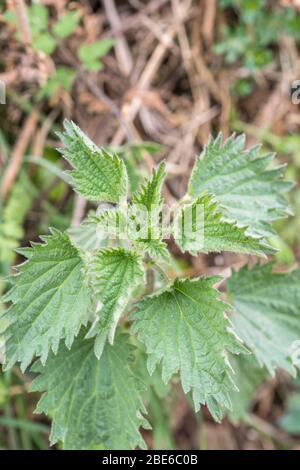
[1,109,38,199]
[12,0,31,45]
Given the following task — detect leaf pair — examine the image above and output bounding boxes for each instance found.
[1,228,248,422]
[59,121,290,258]
[0,232,148,449]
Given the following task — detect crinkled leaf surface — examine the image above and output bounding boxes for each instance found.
[52,11,80,39]
[88,209,126,239]
[188,134,292,238]
[87,248,145,358]
[131,162,167,257]
[92,163,169,261]
[228,263,300,375]
[174,193,271,256]
[132,277,246,421]
[132,161,166,211]
[67,213,107,252]
[1,230,92,371]
[31,331,148,450]
[58,120,128,202]
[133,238,170,262]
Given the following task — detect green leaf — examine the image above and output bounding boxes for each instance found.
[29,3,49,33]
[57,120,128,202]
[67,213,107,252]
[1,230,92,371]
[92,163,168,253]
[228,263,300,375]
[133,162,166,211]
[131,162,166,249]
[89,208,127,236]
[228,354,267,423]
[123,156,142,194]
[80,58,104,72]
[132,277,246,421]
[2,10,17,27]
[33,33,56,55]
[89,209,170,261]
[37,67,75,99]
[133,239,170,262]
[188,134,292,238]
[31,331,148,450]
[52,11,80,39]
[3,4,49,41]
[87,248,145,358]
[78,39,114,71]
[279,391,300,435]
[3,4,56,55]
[174,193,272,256]
[0,173,35,264]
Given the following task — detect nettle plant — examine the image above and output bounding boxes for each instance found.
[1,121,300,450]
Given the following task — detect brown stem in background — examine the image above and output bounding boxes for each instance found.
[111,24,177,147]
[201,0,216,46]
[1,109,38,199]
[13,0,31,46]
[31,109,59,159]
[103,0,133,76]
[71,195,87,227]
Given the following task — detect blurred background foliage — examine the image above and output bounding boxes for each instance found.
[0,0,300,450]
